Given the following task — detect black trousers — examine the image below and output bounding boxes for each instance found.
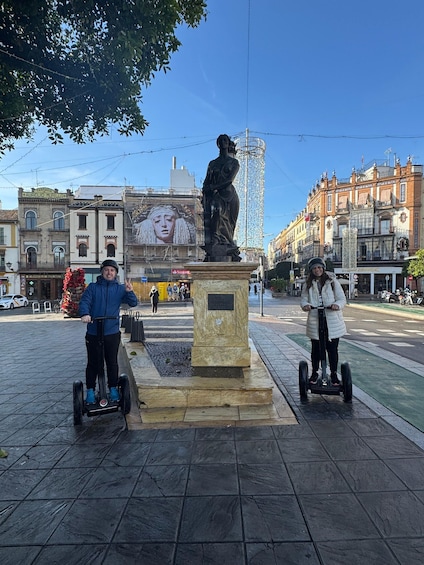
[310,319,339,374]
[85,332,121,389]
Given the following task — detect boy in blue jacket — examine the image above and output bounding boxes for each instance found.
[79,259,137,404]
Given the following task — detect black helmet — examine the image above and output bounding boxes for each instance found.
[308,257,326,271]
[100,259,119,273]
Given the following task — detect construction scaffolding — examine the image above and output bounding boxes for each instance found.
[233,130,266,261]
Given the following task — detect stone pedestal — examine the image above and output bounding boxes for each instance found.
[187,262,257,373]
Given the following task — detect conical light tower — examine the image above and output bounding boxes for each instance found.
[233,129,266,262]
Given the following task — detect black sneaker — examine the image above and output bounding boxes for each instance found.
[309,372,318,385]
[331,373,341,386]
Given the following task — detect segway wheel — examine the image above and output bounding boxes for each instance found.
[299,360,309,400]
[341,362,352,403]
[118,374,131,415]
[73,380,84,425]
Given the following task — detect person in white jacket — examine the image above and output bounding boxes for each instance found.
[300,257,347,385]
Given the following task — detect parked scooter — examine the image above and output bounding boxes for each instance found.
[380,289,400,303]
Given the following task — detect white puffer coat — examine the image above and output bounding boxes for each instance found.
[300,272,347,340]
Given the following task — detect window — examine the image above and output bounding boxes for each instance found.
[78,243,88,257]
[338,223,347,237]
[357,193,369,206]
[53,211,65,230]
[78,215,87,230]
[327,194,332,212]
[25,211,37,229]
[53,246,65,266]
[0,227,5,245]
[106,243,116,257]
[380,189,391,204]
[337,195,348,210]
[380,219,391,235]
[400,183,406,203]
[27,246,37,267]
[106,215,115,230]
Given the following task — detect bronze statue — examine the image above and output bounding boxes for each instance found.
[202,134,241,261]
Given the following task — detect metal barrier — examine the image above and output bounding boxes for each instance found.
[32,302,41,314]
[44,301,52,313]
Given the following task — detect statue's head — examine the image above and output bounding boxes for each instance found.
[216,134,231,149]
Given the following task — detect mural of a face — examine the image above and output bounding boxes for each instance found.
[150,208,176,243]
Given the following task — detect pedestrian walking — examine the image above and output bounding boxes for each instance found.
[172,283,179,301]
[149,285,159,314]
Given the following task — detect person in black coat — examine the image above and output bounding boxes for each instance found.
[149,285,159,314]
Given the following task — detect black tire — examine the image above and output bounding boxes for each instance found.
[341,362,352,403]
[118,374,131,415]
[299,360,309,400]
[73,380,84,425]
[9,303,14,309]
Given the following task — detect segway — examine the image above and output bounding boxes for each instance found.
[299,306,352,403]
[73,316,131,425]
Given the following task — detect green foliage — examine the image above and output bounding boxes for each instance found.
[407,249,424,278]
[0,0,207,152]
[270,279,286,293]
[267,261,299,281]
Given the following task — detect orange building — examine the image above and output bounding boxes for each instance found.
[271,157,423,296]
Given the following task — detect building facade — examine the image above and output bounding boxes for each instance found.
[68,187,125,284]
[0,208,19,296]
[18,187,72,301]
[270,158,423,295]
[123,186,204,300]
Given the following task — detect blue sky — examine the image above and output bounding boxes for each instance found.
[2,0,424,250]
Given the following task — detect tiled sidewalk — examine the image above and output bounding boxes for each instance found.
[0,309,424,564]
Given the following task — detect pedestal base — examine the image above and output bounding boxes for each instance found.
[188,262,256,370]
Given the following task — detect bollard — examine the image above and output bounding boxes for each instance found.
[124,315,133,333]
[121,314,130,329]
[130,320,145,342]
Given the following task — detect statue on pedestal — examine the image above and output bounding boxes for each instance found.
[202,134,241,262]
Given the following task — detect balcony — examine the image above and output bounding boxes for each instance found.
[19,262,67,272]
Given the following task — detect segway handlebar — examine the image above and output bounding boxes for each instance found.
[87,315,119,324]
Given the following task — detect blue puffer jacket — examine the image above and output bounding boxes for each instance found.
[79,276,138,336]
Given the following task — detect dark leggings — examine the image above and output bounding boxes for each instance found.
[85,332,121,389]
[311,319,339,374]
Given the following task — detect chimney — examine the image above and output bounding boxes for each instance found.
[172,156,177,169]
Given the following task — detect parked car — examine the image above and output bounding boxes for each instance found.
[0,294,29,309]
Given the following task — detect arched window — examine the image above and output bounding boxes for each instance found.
[53,246,65,266]
[25,211,37,229]
[78,243,88,257]
[53,211,65,230]
[27,246,37,268]
[106,243,116,257]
